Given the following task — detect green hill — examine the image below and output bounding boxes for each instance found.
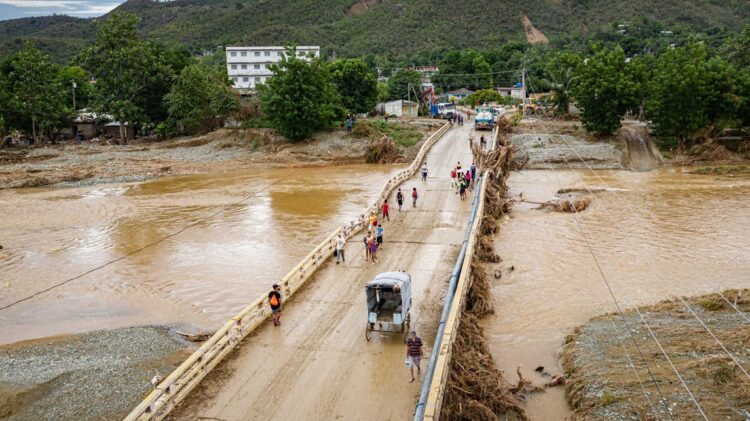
[1,0,749,63]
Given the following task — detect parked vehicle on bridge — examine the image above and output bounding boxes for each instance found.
[432,102,456,119]
[474,106,495,130]
[365,271,412,342]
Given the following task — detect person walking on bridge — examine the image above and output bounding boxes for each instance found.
[412,187,418,208]
[382,199,390,221]
[406,331,423,382]
[336,233,346,264]
[396,188,404,211]
[269,284,282,326]
[421,163,428,182]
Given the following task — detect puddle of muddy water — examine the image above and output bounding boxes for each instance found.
[0,165,403,345]
[485,167,750,420]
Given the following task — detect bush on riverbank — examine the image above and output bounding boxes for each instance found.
[354,119,423,147]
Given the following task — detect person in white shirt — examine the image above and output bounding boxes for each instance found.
[336,233,346,264]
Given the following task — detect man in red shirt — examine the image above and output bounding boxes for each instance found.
[382,199,390,221]
[406,331,423,382]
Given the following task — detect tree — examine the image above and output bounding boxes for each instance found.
[432,50,494,91]
[720,24,750,69]
[259,48,341,141]
[328,59,378,114]
[572,47,640,135]
[544,51,583,116]
[646,43,738,142]
[165,64,239,135]
[80,13,169,143]
[387,69,422,101]
[0,43,68,142]
[464,89,503,106]
[56,65,91,111]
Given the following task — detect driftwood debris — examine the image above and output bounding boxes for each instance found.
[176,331,213,342]
[519,196,593,213]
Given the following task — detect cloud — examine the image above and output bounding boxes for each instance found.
[0,0,122,17]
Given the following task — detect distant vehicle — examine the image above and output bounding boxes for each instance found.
[433,102,456,119]
[474,106,495,130]
[365,271,412,342]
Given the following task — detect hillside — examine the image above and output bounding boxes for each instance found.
[1,0,749,62]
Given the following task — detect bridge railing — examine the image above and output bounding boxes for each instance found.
[416,124,501,420]
[123,121,450,421]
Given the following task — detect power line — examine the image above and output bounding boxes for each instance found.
[523,74,714,418]
[0,169,300,313]
[522,113,670,420]
[525,72,750,383]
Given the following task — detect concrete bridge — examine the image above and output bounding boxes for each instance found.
[126,122,485,421]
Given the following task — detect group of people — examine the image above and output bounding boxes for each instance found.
[449,112,464,126]
[363,210,386,263]
[345,113,357,133]
[450,161,477,200]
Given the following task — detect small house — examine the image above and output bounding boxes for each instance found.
[384,100,418,117]
[103,121,136,139]
[445,88,475,101]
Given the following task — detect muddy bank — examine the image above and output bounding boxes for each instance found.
[513,119,623,169]
[0,326,191,420]
[0,118,440,189]
[563,290,750,420]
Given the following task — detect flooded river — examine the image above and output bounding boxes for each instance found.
[0,165,401,345]
[485,168,750,419]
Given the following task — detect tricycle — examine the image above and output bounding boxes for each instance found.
[365,271,412,342]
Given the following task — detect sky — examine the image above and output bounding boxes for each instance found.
[0,0,125,21]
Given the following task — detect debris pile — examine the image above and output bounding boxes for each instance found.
[440,120,527,421]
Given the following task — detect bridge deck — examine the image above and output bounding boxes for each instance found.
[170,125,475,421]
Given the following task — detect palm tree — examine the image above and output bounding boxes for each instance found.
[545,65,578,117]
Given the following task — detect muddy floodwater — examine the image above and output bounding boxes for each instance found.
[0,165,402,345]
[485,168,750,419]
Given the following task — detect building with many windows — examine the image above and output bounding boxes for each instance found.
[226,46,320,92]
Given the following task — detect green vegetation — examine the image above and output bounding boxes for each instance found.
[361,119,422,147]
[258,48,342,141]
[2,1,748,65]
[386,70,422,101]
[0,43,69,142]
[544,52,582,116]
[432,50,493,91]
[599,391,623,406]
[463,90,512,107]
[328,58,378,114]
[572,47,640,135]
[80,13,182,142]
[165,64,239,135]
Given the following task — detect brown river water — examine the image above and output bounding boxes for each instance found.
[486,167,750,419]
[0,165,401,345]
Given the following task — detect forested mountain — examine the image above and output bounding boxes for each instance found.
[1,0,749,63]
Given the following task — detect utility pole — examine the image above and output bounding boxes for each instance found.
[521,66,527,115]
[72,80,77,112]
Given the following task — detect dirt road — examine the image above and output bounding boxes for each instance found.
[170,124,476,420]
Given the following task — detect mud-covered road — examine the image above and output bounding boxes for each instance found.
[169,125,476,420]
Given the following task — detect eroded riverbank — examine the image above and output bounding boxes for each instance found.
[484,167,750,419]
[0,119,440,189]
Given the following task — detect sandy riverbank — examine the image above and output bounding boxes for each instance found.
[0,326,192,420]
[0,119,442,189]
[563,290,750,420]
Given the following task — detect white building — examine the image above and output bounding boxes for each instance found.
[226,46,320,91]
[384,100,418,117]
